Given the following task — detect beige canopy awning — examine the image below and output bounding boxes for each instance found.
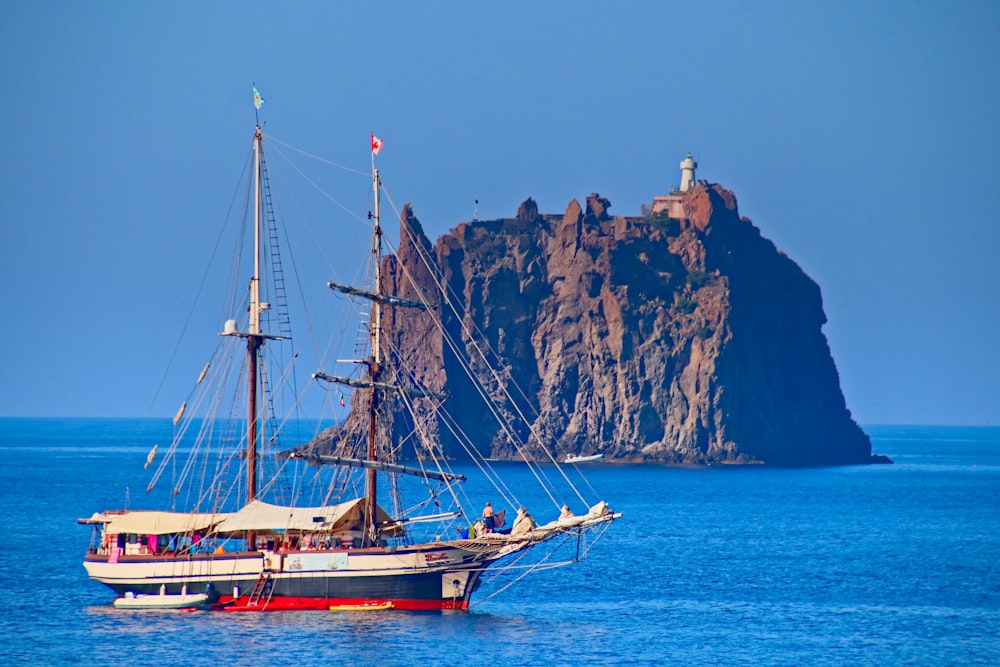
[213,498,395,534]
[103,511,231,536]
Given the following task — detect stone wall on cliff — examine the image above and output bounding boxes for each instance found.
[315,184,873,466]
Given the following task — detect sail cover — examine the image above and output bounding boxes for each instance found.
[213,498,394,533]
[104,511,231,536]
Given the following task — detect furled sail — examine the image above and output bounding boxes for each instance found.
[327,280,430,310]
[312,372,448,400]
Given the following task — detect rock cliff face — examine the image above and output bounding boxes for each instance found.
[325,184,874,466]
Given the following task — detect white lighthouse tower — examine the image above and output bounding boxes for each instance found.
[679,153,697,192]
[645,152,703,217]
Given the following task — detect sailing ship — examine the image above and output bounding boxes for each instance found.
[80,109,619,612]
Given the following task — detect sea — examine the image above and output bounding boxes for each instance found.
[1,419,997,666]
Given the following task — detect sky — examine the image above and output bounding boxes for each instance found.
[1,1,998,425]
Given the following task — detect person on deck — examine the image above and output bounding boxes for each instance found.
[482,502,495,533]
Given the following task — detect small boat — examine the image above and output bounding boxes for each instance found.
[329,602,394,611]
[113,589,211,611]
[564,453,604,464]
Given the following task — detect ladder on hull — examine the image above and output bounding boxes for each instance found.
[246,571,273,607]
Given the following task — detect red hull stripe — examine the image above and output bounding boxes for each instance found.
[217,595,468,612]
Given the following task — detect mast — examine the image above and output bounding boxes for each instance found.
[314,137,430,547]
[220,124,286,547]
[248,126,265,503]
[246,126,265,548]
[365,164,382,547]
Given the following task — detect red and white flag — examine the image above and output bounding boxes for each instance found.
[371,133,384,155]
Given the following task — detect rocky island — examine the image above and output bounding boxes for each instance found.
[308,160,882,466]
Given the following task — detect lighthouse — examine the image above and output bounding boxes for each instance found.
[679,153,697,192]
[644,153,704,217]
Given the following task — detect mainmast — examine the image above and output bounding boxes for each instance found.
[221,125,277,551]
[365,163,383,547]
[247,125,264,507]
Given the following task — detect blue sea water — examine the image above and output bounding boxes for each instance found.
[1,419,998,665]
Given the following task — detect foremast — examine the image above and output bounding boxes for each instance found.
[365,162,383,547]
[313,137,440,547]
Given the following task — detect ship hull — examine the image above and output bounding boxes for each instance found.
[84,543,502,611]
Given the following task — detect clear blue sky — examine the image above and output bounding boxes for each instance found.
[2,1,997,425]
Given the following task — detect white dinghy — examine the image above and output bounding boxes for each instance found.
[113,585,213,611]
